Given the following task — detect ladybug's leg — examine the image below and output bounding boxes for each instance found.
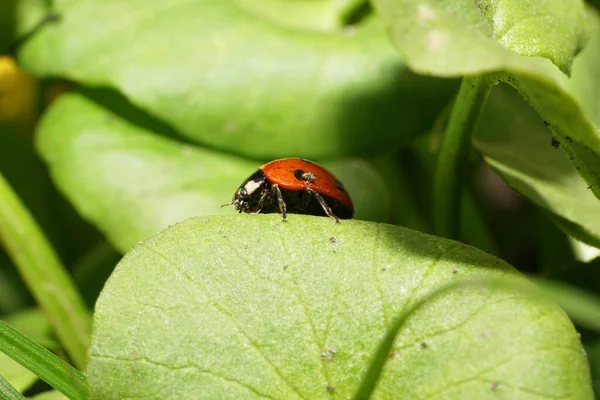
[272,184,287,221]
[306,187,339,223]
[254,188,270,213]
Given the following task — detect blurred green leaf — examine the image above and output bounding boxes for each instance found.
[18,0,457,159]
[372,0,588,74]
[371,1,600,203]
[0,0,51,54]
[0,171,91,368]
[0,374,25,400]
[88,215,591,399]
[474,84,600,248]
[4,309,58,350]
[0,124,103,268]
[36,92,393,252]
[29,391,68,400]
[0,309,58,394]
[0,126,60,254]
[0,353,36,394]
[233,0,367,31]
[0,321,89,400]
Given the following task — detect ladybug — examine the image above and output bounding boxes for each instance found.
[226,158,354,222]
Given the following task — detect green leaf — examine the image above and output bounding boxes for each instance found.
[0,124,102,272]
[355,275,600,399]
[36,92,393,252]
[0,309,59,393]
[4,309,59,350]
[0,374,25,400]
[29,391,68,400]
[0,0,51,54]
[474,84,600,247]
[0,352,37,394]
[371,0,588,75]
[232,0,366,32]
[88,215,592,399]
[0,321,89,400]
[371,1,600,201]
[18,0,457,159]
[0,168,92,368]
[0,126,61,259]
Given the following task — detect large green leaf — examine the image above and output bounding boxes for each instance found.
[371,1,600,201]
[36,92,392,252]
[18,1,457,159]
[88,216,592,399]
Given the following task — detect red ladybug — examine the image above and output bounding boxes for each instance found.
[226,158,354,222]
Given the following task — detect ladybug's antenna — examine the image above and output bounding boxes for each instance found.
[220,203,233,208]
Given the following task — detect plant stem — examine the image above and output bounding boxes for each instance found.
[0,172,91,369]
[433,75,492,239]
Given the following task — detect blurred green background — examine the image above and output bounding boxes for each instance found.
[2,0,600,397]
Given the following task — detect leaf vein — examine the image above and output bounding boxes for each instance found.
[272,227,331,387]
[371,223,387,324]
[90,353,275,399]
[141,245,304,399]
[422,346,582,399]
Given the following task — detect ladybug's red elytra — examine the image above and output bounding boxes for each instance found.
[226,158,354,222]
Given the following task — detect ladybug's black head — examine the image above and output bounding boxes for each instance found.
[232,172,267,214]
[232,187,251,213]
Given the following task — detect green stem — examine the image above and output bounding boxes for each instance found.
[0,172,91,369]
[433,75,492,239]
